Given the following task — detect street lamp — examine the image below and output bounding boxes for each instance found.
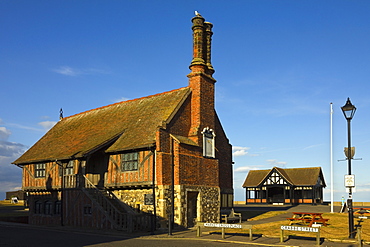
[341,97,356,239]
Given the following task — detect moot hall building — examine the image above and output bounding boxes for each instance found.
[13,13,233,230]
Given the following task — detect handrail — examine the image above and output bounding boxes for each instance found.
[81,174,152,232]
[82,175,128,230]
[107,190,137,215]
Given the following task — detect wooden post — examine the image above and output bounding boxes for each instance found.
[316,228,320,246]
[196,225,201,237]
[280,229,284,242]
[221,227,225,239]
[358,227,362,247]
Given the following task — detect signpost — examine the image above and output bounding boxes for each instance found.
[198,223,253,240]
[280,225,320,246]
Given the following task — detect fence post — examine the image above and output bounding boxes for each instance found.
[358,227,362,247]
[280,229,284,242]
[221,227,225,239]
[316,228,320,246]
[197,225,201,237]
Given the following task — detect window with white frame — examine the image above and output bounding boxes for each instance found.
[202,127,215,158]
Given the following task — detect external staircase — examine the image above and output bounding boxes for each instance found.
[81,175,153,232]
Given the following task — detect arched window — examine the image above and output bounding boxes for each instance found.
[202,127,215,158]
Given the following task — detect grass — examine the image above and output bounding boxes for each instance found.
[248,211,287,221]
[234,212,370,242]
[0,200,28,218]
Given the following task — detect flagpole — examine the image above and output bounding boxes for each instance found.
[330,102,334,213]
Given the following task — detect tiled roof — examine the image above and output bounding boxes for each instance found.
[242,167,325,187]
[14,87,191,165]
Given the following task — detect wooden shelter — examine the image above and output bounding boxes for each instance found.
[242,167,326,205]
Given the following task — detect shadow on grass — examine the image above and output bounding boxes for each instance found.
[208,231,263,241]
[285,235,323,245]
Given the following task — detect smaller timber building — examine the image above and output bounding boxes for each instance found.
[242,167,326,205]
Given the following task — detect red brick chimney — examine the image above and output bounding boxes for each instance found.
[187,12,216,144]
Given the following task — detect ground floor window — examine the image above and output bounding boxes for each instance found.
[55,201,61,215]
[44,201,53,215]
[35,201,42,214]
[84,205,92,215]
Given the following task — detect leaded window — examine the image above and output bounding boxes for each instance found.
[35,201,42,214]
[55,201,61,215]
[59,160,74,176]
[65,160,74,175]
[44,201,53,215]
[121,152,139,171]
[35,163,46,178]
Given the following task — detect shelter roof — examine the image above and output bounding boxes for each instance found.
[242,167,326,187]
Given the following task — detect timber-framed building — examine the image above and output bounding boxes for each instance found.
[13,13,233,231]
[242,167,326,205]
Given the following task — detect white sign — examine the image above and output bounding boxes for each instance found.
[204,223,242,229]
[345,175,355,187]
[281,225,319,232]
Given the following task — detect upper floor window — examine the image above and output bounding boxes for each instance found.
[59,160,75,176]
[65,160,74,175]
[35,163,46,178]
[202,127,215,158]
[121,152,138,171]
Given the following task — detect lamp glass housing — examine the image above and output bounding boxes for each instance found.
[341,98,356,120]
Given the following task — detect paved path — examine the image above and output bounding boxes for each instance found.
[0,204,366,247]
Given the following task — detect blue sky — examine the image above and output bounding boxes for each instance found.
[1,1,370,203]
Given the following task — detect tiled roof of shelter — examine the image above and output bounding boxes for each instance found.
[242,167,325,187]
[14,87,191,165]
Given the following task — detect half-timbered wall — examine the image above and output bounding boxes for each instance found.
[105,150,154,188]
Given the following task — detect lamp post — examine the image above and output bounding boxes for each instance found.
[341,97,356,239]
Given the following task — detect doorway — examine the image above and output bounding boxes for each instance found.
[268,187,284,204]
[187,191,199,227]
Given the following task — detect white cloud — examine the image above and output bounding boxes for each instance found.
[233,146,249,157]
[266,159,287,166]
[234,166,261,173]
[0,140,27,200]
[0,127,11,140]
[53,66,81,76]
[232,146,260,157]
[303,144,323,150]
[52,66,111,77]
[38,121,57,131]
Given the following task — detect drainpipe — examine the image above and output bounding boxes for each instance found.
[56,160,64,226]
[168,137,175,235]
[151,146,156,234]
